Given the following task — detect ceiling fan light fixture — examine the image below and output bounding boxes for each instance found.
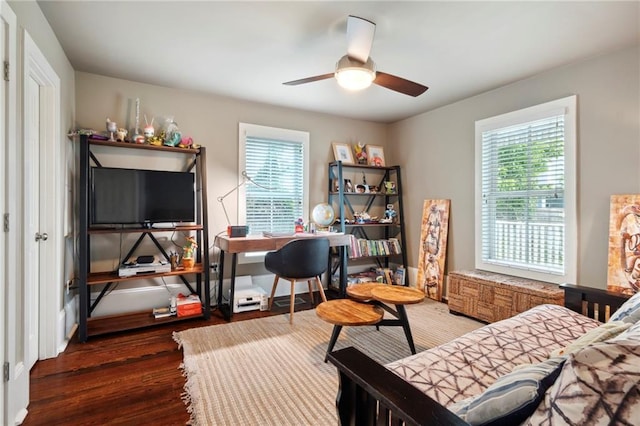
[335,55,376,91]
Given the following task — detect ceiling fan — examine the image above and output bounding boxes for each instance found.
[283,15,428,97]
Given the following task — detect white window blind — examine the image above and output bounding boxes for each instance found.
[475,96,577,283]
[238,123,309,251]
[244,136,304,233]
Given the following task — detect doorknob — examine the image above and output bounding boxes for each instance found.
[35,232,48,242]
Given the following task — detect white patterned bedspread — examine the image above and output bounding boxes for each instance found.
[385,304,600,407]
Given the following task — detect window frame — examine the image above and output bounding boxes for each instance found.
[237,122,309,264]
[474,96,577,284]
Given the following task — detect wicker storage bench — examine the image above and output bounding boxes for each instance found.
[447,270,564,322]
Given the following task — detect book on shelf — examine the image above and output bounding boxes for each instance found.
[348,237,402,258]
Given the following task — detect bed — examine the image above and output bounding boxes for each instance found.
[327,283,637,425]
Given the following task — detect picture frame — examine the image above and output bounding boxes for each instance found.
[607,194,640,295]
[366,145,385,166]
[416,199,451,301]
[343,179,354,193]
[332,142,355,164]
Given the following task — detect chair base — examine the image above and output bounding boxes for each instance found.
[268,275,327,324]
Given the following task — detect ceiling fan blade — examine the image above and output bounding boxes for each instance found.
[374,71,429,97]
[346,15,376,63]
[283,73,335,86]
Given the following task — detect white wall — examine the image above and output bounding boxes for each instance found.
[390,46,640,290]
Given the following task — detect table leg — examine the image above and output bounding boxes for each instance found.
[217,250,225,309]
[225,253,238,322]
[216,250,238,322]
[340,246,348,297]
[324,325,343,363]
[396,304,417,354]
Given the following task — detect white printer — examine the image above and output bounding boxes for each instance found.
[228,276,269,313]
[233,287,268,313]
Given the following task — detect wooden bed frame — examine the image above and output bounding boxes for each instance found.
[327,284,630,426]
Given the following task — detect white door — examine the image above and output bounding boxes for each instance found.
[23,30,62,363]
[2,1,29,424]
[24,74,40,368]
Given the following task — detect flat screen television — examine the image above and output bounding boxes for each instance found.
[91,167,195,226]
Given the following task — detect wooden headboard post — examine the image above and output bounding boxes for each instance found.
[561,283,630,322]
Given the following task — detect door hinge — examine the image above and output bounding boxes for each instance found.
[3,61,8,81]
[3,362,9,382]
[3,213,8,232]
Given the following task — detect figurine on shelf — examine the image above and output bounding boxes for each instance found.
[182,236,198,269]
[163,117,181,147]
[116,128,128,142]
[384,181,397,194]
[381,204,397,223]
[144,115,155,142]
[106,118,117,142]
[354,211,373,224]
[354,141,367,165]
[179,136,193,149]
[294,217,305,233]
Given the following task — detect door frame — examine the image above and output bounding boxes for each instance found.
[23,30,62,360]
[2,1,24,423]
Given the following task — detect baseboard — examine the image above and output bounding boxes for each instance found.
[57,296,78,354]
[14,408,28,425]
[57,309,67,355]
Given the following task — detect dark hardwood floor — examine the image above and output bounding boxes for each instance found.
[23,292,328,425]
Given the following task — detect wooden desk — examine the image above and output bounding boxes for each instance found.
[214,233,351,321]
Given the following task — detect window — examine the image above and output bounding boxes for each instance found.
[238,123,309,262]
[475,96,577,284]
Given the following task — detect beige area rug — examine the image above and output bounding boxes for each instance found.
[173,299,482,426]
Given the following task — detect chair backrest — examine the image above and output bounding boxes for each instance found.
[264,238,330,279]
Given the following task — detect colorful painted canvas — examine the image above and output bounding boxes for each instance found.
[417,199,451,301]
[607,194,640,295]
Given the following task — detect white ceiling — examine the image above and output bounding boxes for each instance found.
[38,1,639,123]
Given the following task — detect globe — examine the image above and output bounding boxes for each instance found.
[312,203,335,227]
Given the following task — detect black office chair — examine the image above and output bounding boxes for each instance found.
[265,238,330,324]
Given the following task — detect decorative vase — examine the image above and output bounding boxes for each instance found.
[182,257,195,269]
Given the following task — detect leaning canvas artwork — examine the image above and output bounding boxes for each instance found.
[607,194,640,295]
[417,199,451,301]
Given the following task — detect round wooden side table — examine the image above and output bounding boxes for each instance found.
[347,283,425,355]
[316,299,384,362]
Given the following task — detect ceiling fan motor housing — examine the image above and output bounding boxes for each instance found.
[334,55,376,90]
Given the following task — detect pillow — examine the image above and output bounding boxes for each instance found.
[611,318,640,342]
[524,337,640,425]
[450,357,565,426]
[609,290,640,323]
[549,320,631,357]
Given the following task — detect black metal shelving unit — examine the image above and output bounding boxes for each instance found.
[327,161,408,290]
[77,135,210,342]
